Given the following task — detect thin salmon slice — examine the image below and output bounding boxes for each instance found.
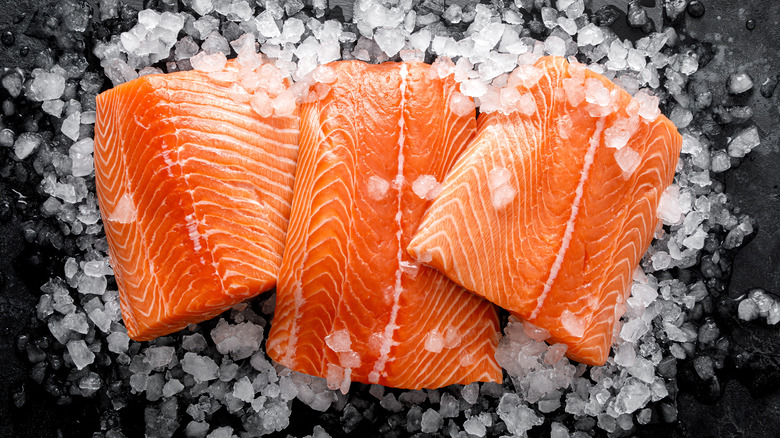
[408,56,682,365]
[266,61,502,390]
[94,65,299,341]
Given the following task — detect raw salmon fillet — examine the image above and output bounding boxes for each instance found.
[94,65,299,340]
[408,56,682,365]
[266,61,502,390]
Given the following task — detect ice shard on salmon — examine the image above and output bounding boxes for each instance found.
[94,61,299,340]
[408,56,683,365]
[266,61,502,390]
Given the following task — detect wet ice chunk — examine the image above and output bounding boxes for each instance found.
[190,51,227,73]
[367,175,390,200]
[250,91,273,118]
[312,65,337,84]
[107,331,130,354]
[211,319,263,360]
[634,91,661,121]
[577,23,603,46]
[420,409,443,433]
[562,78,585,107]
[729,72,753,94]
[412,175,442,200]
[61,111,81,141]
[448,91,475,117]
[460,79,488,98]
[585,78,610,106]
[464,416,487,437]
[14,133,42,160]
[498,393,543,436]
[657,185,684,225]
[560,310,585,338]
[620,318,649,343]
[727,126,760,158]
[325,329,351,353]
[67,340,95,370]
[461,382,479,404]
[423,329,444,353]
[516,93,537,115]
[508,65,544,88]
[522,321,550,342]
[181,352,219,383]
[144,346,175,369]
[544,343,568,364]
[28,72,66,101]
[162,379,184,397]
[488,167,516,209]
[615,379,651,414]
[737,298,759,321]
[614,147,640,177]
[541,34,564,55]
[374,27,405,57]
[233,376,254,403]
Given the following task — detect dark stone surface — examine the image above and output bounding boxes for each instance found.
[683,1,780,298]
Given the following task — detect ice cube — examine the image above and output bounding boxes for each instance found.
[461,382,480,404]
[272,91,296,116]
[190,51,227,73]
[727,125,760,158]
[620,318,649,343]
[181,352,219,383]
[162,378,184,397]
[657,185,684,225]
[13,133,42,160]
[562,78,585,107]
[67,339,95,370]
[585,78,610,106]
[463,416,487,437]
[614,147,640,177]
[28,72,66,102]
[634,91,661,121]
[545,35,566,57]
[412,175,442,200]
[497,393,543,436]
[737,298,759,322]
[409,408,438,434]
[256,11,280,38]
[522,321,551,342]
[409,29,431,52]
[448,91,475,117]
[210,318,263,360]
[233,376,254,403]
[61,111,81,141]
[460,79,489,98]
[374,27,405,57]
[488,167,516,209]
[508,65,544,88]
[560,310,585,338]
[325,329,351,353]
[423,330,444,353]
[615,379,651,414]
[544,343,568,364]
[729,72,753,94]
[107,331,130,354]
[577,24,603,47]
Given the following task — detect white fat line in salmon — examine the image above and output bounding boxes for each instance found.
[530,117,607,322]
[369,63,409,384]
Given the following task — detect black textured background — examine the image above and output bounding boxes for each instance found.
[1,0,779,437]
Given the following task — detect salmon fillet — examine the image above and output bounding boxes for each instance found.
[266,61,502,390]
[94,66,299,340]
[408,56,682,365]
